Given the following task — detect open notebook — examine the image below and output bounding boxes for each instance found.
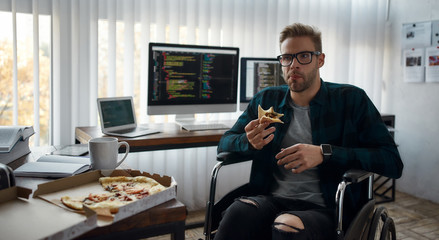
[13,155,91,178]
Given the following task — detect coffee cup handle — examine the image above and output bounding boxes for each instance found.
[115,141,130,168]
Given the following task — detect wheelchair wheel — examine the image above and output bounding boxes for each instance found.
[368,206,388,240]
[379,217,396,240]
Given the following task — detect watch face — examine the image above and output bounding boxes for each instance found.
[322,144,332,154]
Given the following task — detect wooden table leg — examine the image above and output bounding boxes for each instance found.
[76,199,187,240]
[172,220,185,240]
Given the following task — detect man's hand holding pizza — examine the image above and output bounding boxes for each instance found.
[245,120,275,150]
[245,105,284,150]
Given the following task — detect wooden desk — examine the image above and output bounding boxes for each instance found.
[7,147,187,240]
[75,122,233,152]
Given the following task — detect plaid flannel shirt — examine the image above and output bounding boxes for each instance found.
[218,79,403,213]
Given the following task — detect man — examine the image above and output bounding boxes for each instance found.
[214,23,403,240]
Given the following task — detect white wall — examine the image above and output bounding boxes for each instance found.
[382,0,439,203]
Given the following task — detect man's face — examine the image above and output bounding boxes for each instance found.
[280,36,324,93]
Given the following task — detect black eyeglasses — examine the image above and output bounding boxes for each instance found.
[277,51,321,66]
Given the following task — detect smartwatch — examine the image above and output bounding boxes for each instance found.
[320,144,332,161]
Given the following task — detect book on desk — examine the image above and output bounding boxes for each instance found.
[13,155,91,178]
[0,126,35,164]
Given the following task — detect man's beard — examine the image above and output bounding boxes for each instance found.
[286,68,318,93]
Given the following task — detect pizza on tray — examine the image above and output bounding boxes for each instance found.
[258,105,284,124]
[61,176,167,213]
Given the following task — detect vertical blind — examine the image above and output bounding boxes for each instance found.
[3,0,388,210]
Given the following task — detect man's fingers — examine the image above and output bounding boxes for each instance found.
[291,165,307,174]
[283,158,301,169]
[276,144,323,173]
[245,119,260,129]
[246,123,276,150]
[257,133,274,148]
[250,130,275,149]
[275,145,298,161]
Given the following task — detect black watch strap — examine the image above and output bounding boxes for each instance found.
[320,144,332,161]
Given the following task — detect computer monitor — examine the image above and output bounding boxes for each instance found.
[239,57,284,111]
[148,42,239,124]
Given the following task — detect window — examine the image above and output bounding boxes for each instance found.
[0,11,51,146]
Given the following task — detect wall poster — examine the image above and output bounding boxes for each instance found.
[403,48,424,83]
[426,46,439,83]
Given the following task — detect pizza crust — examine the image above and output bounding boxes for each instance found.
[99,176,162,187]
[258,105,284,124]
[61,196,84,211]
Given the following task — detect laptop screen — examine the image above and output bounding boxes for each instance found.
[100,99,135,128]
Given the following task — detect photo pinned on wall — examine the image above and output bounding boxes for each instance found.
[402,22,432,49]
[426,46,439,83]
[403,48,424,83]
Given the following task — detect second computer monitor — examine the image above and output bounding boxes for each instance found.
[240,57,284,111]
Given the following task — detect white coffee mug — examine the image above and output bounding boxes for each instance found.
[88,137,130,170]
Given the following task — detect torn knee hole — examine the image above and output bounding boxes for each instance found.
[273,214,305,233]
[237,198,259,208]
[273,222,302,233]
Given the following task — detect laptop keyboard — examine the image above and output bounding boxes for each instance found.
[111,128,142,134]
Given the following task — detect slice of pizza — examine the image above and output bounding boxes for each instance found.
[61,193,129,214]
[258,105,284,124]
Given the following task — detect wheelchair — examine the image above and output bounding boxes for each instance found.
[202,152,396,240]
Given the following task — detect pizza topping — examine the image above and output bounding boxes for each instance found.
[86,193,110,203]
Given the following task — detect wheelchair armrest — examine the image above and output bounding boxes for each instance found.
[217,152,253,166]
[342,169,373,184]
[336,169,374,237]
[204,152,254,240]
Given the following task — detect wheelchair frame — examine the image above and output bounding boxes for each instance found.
[202,152,396,240]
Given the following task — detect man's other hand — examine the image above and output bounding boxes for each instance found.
[275,144,324,173]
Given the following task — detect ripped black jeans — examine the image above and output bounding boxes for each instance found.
[214,195,335,240]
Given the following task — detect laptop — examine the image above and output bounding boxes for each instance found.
[97,96,160,138]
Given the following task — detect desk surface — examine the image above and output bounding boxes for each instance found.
[76,121,234,151]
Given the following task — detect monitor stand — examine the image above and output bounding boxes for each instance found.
[175,114,197,127]
[175,114,230,131]
[175,114,196,123]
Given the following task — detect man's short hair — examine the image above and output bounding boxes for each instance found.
[279,23,322,52]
